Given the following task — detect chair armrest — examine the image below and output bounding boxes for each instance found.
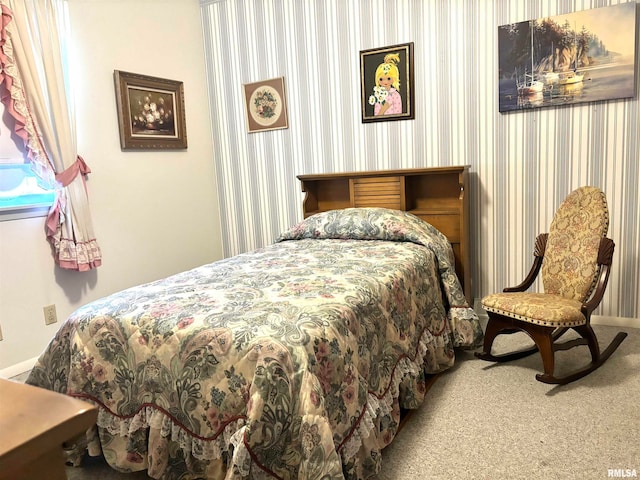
[582,237,615,316]
[504,233,548,292]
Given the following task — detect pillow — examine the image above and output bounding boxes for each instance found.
[276,207,450,247]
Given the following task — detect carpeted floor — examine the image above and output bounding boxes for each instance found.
[14,325,640,479]
[378,324,640,480]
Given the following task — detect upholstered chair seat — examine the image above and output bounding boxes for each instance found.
[482,292,585,327]
[475,186,627,385]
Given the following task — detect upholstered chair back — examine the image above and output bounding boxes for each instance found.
[541,186,609,302]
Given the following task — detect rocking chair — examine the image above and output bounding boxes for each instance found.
[475,186,627,385]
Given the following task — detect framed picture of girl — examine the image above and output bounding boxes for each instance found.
[360,42,415,123]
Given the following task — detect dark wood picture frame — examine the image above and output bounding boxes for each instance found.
[360,42,415,123]
[242,77,289,133]
[114,70,187,149]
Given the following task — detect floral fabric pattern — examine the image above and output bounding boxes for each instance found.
[482,292,586,327]
[541,186,609,301]
[27,208,482,480]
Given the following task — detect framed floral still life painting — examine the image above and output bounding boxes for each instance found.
[243,77,289,133]
[360,42,415,123]
[114,70,187,150]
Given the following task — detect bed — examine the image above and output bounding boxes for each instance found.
[26,167,483,480]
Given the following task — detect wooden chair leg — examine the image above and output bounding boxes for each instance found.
[476,315,628,385]
[474,316,505,361]
[475,315,563,363]
[528,328,556,383]
[574,324,600,360]
[536,326,628,385]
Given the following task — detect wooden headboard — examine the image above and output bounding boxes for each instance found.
[297,166,472,303]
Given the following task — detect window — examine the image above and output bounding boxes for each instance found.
[0,164,56,221]
[0,0,73,222]
[0,107,56,221]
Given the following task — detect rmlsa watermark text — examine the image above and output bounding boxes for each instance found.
[608,469,638,478]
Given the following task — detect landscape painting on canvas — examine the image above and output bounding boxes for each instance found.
[498,3,638,113]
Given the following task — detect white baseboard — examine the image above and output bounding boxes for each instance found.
[472,298,639,329]
[0,356,38,380]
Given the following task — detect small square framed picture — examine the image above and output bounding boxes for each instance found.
[243,77,289,133]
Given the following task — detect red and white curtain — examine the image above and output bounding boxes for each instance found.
[0,0,101,270]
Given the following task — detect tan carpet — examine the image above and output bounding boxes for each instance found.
[377,324,640,480]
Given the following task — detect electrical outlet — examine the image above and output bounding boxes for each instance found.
[43,304,57,325]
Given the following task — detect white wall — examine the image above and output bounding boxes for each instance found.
[0,0,222,374]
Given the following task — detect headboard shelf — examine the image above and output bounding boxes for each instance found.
[298,166,472,303]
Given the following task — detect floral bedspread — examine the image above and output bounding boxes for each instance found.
[27,208,482,480]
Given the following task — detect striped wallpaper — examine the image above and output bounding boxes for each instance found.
[200,0,640,319]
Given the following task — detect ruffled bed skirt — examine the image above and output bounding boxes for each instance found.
[64,326,454,480]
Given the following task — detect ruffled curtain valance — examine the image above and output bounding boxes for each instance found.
[0,0,101,270]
